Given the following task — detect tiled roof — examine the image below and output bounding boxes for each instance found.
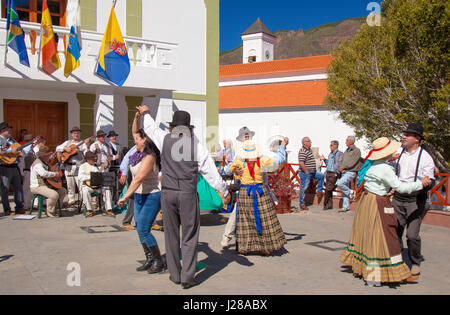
[241,18,275,37]
[219,80,328,110]
[220,55,332,79]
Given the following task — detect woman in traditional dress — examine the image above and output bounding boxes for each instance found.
[118,112,166,274]
[229,140,286,256]
[340,137,431,286]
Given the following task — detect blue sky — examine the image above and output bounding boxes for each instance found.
[220,0,380,52]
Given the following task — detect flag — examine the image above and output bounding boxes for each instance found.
[63,0,82,77]
[6,0,30,67]
[40,0,61,75]
[96,6,130,86]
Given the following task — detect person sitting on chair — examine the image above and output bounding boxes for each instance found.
[29,146,67,218]
[78,151,114,217]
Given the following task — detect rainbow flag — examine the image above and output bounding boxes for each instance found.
[96,6,130,86]
[40,0,61,75]
[6,0,30,67]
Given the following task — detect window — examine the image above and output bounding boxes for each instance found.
[248,56,256,63]
[2,0,66,26]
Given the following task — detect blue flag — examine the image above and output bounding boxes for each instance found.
[6,0,30,67]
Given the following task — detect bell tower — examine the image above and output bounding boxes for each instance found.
[241,18,276,64]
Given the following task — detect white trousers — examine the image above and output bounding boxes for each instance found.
[81,185,112,211]
[30,186,67,214]
[221,202,237,247]
[64,164,80,203]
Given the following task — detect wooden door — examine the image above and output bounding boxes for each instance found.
[4,99,67,150]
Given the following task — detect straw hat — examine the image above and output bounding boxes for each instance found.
[236,140,261,161]
[367,137,402,161]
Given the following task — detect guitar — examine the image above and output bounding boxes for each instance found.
[0,141,33,165]
[44,163,64,190]
[58,136,95,164]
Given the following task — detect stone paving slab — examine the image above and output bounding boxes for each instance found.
[0,206,449,295]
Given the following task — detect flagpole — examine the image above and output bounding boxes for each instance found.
[37,26,42,70]
[4,0,10,66]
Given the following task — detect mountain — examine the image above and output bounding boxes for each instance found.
[220,17,366,65]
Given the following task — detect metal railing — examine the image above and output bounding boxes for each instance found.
[275,163,450,208]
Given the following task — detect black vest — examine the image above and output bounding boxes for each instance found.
[161,132,198,193]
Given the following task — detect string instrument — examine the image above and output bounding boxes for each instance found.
[44,163,64,190]
[0,141,33,165]
[58,136,95,164]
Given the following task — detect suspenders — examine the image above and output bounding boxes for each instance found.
[396,147,424,181]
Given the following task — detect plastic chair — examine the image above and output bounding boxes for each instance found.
[29,194,62,218]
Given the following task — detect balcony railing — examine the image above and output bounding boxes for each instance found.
[0,19,177,70]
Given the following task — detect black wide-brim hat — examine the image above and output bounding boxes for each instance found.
[96,130,107,137]
[107,130,119,137]
[0,122,13,132]
[168,110,195,129]
[403,123,424,139]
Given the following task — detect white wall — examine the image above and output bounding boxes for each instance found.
[142,0,207,95]
[219,109,370,164]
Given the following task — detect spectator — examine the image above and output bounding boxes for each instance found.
[336,136,362,212]
[298,137,325,211]
[319,140,343,210]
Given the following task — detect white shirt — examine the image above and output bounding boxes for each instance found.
[78,162,105,188]
[143,113,228,197]
[30,160,57,189]
[394,147,435,182]
[90,141,113,164]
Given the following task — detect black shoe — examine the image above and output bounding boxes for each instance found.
[169,275,181,285]
[323,206,333,210]
[147,245,167,274]
[181,280,197,289]
[136,243,153,272]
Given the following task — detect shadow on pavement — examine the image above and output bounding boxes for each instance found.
[195,242,254,285]
[0,255,14,263]
[284,232,306,243]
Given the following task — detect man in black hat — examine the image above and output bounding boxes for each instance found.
[391,123,435,281]
[56,126,90,206]
[107,130,122,167]
[0,122,25,215]
[137,105,231,289]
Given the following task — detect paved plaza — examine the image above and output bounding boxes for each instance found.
[0,206,449,295]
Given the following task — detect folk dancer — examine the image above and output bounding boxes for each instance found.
[0,122,25,215]
[138,105,231,289]
[30,146,67,218]
[78,151,114,217]
[229,140,287,256]
[118,112,166,273]
[340,137,431,286]
[391,123,435,281]
[55,126,90,206]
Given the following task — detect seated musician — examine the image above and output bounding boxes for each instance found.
[30,146,67,218]
[78,151,114,217]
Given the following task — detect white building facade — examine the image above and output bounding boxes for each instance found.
[0,0,220,150]
[219,19,369,163]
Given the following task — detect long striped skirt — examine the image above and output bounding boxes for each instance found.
[235,185,287,254]
[340,190,411,283]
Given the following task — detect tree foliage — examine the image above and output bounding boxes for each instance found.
[325,0,449,171]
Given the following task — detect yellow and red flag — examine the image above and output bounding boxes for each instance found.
[40,0,61,75]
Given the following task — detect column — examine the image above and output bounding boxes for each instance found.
[95,87,114,134]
